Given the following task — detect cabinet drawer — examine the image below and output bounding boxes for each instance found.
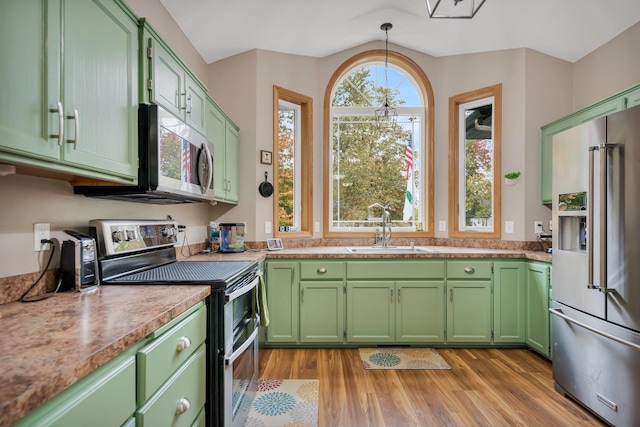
[300,261,345,280]
[136,345,206,427]
[447,261,492,279]
[138,304,207,402]
[347,260,445,280]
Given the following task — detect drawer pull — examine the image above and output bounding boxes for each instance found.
[175,397,191,415]
[464,267,475,274]
[317,267,327,274]
[176,336,191,352]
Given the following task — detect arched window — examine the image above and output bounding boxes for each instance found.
[323,50,434,237]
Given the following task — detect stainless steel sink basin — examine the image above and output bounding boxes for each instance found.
[345,246,438,254]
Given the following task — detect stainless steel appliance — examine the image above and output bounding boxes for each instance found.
[551,105,640,426]
[74,104,214,204]
[89,219,260,427]
[60,230,100,292]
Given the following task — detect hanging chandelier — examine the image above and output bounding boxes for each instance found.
[375,22,397,132]
[426,0,486,19]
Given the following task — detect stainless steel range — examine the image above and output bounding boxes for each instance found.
[89,219,260,427]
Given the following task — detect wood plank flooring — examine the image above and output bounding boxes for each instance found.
[258,347,606,426]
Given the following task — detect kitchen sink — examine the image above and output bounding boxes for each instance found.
[345,246,439,254]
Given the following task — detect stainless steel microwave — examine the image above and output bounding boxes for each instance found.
[74,104,214,204]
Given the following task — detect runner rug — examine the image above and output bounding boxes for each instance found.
[245,379,319,427]
[359,347,451,370]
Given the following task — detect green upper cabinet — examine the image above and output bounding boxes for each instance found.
[205,96,239,204]
[0,0,138,183]
[525,262,551,358]
[493,261,525,343]
[140,20,207,135]
[540,83,640,204]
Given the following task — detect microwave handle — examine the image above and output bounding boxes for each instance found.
[197,143,213,194]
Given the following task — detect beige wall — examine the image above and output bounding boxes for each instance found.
[1,2,638,280]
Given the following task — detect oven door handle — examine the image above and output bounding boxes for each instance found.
[225,326,259,365]
[225,276,259,303]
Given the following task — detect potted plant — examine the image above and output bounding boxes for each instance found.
[504,171,521,186]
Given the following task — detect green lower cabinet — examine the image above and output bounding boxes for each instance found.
[347,281,395,343]
[446,280,492,343]
[346,280,445,344]
[526,262,551,357]
[265,261,300,343]
[493,261,526,343]
[300,281,345,343]
[395,281,445,342]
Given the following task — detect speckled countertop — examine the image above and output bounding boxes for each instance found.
[0,285,210,427]
[0,245,550,426]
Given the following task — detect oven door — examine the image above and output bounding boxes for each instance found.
[223,316,258,427]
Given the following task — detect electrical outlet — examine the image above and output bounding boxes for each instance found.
[34,223,50,251]
[265,221,271,234]
[439,221,447,231]
[549,219,553,232]
[314,221,320,233]
[534,221,543,234]
[505,221,514,234]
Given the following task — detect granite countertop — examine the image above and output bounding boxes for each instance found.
[195,245,551,263]
[0,285,210,426]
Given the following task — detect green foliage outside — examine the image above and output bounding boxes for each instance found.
[278,109,295,227]
[464,138,493,226]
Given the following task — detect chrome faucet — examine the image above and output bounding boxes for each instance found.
[381,205,392,247]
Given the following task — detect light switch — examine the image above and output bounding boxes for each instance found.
[265,221,271,234]
[439,221,446,231]
[314,222,320,233]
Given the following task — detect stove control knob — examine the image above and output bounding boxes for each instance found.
[112,230,126,243]
[162,226,177,238]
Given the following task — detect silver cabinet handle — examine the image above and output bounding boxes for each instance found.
[66,109,79,149]
[186,93,192,114]
[176,336,191,352]
[464,267,475,274]
[179,91,187,110]
[317,267,327,274]
[175,397,190,415]
[397,288,401,303]
[587,146,596,289]
[49,101,64,145]
[550,308,640,351]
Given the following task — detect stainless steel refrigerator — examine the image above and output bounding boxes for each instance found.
[551,105,640,426]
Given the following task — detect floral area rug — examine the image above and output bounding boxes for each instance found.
[359,347,451,370]
[244,379,319,427]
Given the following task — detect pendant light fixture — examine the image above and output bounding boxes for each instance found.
[426,0,486,19]
[375,22,397,132]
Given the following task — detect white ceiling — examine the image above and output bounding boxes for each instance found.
[160,0,640,64]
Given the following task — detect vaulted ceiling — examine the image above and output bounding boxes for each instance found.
[160,0,640,64]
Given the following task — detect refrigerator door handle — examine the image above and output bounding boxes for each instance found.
[587,146,597,289]
[550,308,640,352]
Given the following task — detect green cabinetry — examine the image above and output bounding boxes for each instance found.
[525,262,551,357]
[446,261,492,343]
[0,0,138,183]
[300,261,345,343]
[205,98,240,203]
[265,261,300,343]
[493,261,526,343]
[140,19,207,135]
[540,83,640,204]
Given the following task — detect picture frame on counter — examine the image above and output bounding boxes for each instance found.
[266,238,283,250]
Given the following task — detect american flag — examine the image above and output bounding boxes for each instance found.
[404,134,413,179]
[182,139,191,182]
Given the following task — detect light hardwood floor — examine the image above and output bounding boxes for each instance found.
[258,347,606,426]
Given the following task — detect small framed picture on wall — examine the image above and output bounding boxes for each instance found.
[260,150,272,165]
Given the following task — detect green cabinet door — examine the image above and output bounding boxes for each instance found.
[0,0,138,181]
[61,0,138,178]
[265,261,299,343]
[224,122,240,203]
[0,1,59,161]
[525,262,551,357]
[346,281,394,343]
[446,280,492,343]
[300,281,345,343]
[395,280,445,343]
[493,261,525,343]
